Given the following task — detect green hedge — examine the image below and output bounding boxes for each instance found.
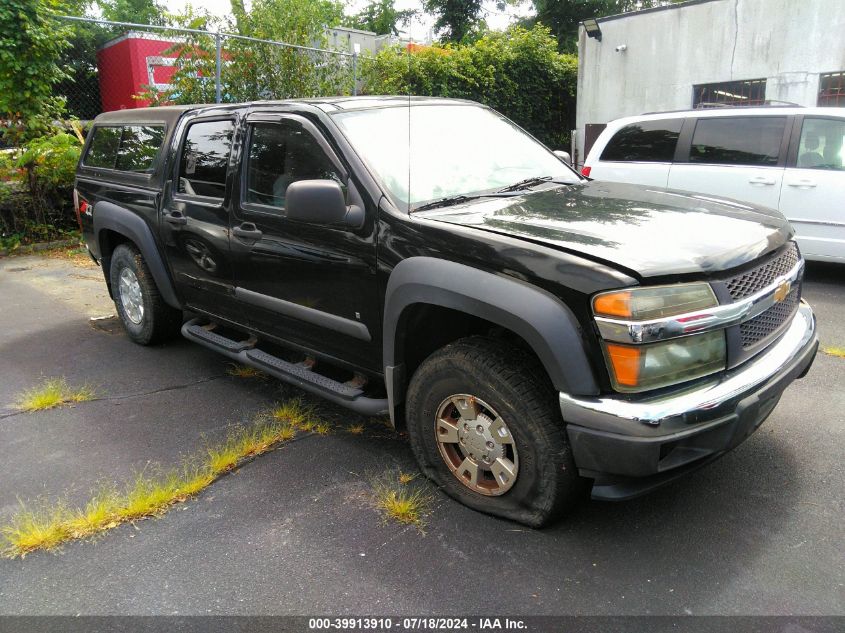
[359,25,577,149]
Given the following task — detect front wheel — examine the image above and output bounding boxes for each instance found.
[110,243,182,345]
[405,337,586,527]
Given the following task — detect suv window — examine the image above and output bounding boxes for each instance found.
[244,120,343,209]
[689,117,786,166]
[83,125,164,171]
[796,117,845,170]
[600,119,683,162]
[115,126,165,171]
[178,119,234,198]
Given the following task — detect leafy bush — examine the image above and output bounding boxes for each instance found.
[17,131,81,194]
[0,131,81,242]
[359,25,577,149]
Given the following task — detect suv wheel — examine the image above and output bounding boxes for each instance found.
[110,243,182,345]
[405,336,586,527]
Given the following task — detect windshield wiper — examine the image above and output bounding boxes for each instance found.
[496,175,573,193]
[412,192,520,213]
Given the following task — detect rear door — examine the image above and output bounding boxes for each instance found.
[668,115,791,209]
[160,116,241,321]
[779,115,845,261]
[589,118,683,187]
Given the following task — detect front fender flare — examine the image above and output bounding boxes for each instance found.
[93,201,181,310]
[383,257,599,409]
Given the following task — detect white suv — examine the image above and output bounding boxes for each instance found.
[582,107,845,262]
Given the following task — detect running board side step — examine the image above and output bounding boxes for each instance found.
[182,319,388,416]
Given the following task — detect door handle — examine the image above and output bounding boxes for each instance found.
[748,176,776,186]
[164,211,188,225]
[787,179,817,188]
[232,223,263,240]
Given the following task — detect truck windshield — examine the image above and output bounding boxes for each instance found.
[332,104,579,209]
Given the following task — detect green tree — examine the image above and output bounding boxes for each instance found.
[0,0,74,143]
[360,24,577,148]
[139,0,351,106]
[99,0,167,26]
[344,0,417,36]
[423,0,484,42]
[529,1,673,52]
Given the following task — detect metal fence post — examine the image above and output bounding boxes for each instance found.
[215,32,222,103]
[352,43,359,96]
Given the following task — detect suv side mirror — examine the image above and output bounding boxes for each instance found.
[285,179,364,229]
[553,150,572,165]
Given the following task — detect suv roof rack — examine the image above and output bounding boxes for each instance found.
[642,101,804,115]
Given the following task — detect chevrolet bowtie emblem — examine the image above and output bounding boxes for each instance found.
[774,280,792,303]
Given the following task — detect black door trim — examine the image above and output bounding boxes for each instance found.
[234,287,372,342]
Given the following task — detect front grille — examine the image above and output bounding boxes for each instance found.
[725,242,800,300]
[740,286,800,348]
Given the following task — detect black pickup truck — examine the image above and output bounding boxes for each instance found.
[75,97,818,526]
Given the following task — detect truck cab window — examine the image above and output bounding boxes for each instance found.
[245,121,343,210]
[178,120,234,198]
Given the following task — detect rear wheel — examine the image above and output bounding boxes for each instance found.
[110,243,182,345]
[405,336,586,527]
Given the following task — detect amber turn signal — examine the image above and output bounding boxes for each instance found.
[604,343,641,387]
[593,291,632,318]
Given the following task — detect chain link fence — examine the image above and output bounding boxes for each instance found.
[54,15,375,122]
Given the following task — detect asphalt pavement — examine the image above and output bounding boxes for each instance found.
[0,254,842,617]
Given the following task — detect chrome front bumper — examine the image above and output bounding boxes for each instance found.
[560,301,818,497]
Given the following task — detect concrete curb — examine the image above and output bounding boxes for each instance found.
[0,238,81,258]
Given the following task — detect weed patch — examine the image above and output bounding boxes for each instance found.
[371,470,433,531]
[0,399,315,558]
[15,378,94,412]
[225,364,267,380]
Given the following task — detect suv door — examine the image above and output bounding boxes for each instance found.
[668,115,791,209]
[160,116,241,321]
[779,115,845,261]
[590,118,684,187]
[230,112,380,372]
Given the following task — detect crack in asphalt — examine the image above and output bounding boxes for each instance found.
[0,374,231,421]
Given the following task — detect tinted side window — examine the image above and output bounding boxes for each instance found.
[690,117,786,166]
[84,127,121,168]
[600,119,683,162]
[114,126,165,172]
[178,120,234,198]
[245,120,343,209]
[796,117,845,170]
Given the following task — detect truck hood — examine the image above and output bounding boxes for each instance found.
[417,181,793,278]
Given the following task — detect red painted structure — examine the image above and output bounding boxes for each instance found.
[96,32,181,111]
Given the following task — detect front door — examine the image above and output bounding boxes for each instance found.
[229,113,380,372]
[779,115,845,261]
[160,116,241,322]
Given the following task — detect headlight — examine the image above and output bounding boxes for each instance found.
[593,283,718,320]
[602,331,726,393]
[593,283,724,393]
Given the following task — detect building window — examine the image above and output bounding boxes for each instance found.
[693,79,767,108]
[818,72,845,107]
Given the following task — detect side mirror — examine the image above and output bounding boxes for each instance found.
[285,179,364,229]
[553,150,572,165]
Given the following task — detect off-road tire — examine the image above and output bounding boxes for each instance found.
[405,336,586,527]
[109,243,182,345]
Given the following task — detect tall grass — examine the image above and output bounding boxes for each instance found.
[1,399,320,558]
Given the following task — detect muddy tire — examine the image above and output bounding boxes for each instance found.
[405,336,586,527]
[109,243,182,345]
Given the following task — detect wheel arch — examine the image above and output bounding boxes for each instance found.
[383,257,599,423]
[93,201,181,310]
